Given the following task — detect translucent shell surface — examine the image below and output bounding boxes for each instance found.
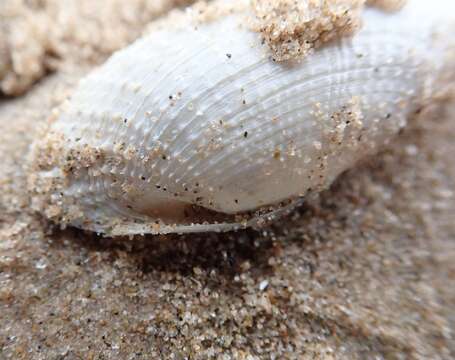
[29,0,454,235]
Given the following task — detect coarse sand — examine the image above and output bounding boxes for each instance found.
[1,1,454,359]
[0,0,193,96]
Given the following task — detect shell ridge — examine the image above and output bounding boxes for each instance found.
[187,62,421,188]
[214,81,424,186]
[94,32,213,157]
[138,20,267,180]
[99,38,213,187]
[169,29,427,185]
[145,57,270,179]
[202,81,422,204]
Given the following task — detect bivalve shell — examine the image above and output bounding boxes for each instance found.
[28,0,455,235]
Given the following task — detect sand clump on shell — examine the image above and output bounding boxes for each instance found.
[250,0,406,62]
[250,0,366,62]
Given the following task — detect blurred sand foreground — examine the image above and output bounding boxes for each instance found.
[1,1,454,359]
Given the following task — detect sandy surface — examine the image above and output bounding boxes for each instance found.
[1,1,455,359]
[0,0,193,95]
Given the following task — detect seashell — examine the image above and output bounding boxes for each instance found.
[28,0,454,236]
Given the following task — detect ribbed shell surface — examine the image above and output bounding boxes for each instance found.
[34,0,454,234]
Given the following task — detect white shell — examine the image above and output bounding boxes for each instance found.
[30,0,454,235]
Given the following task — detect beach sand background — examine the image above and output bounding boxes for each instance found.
[1,1,454,359]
